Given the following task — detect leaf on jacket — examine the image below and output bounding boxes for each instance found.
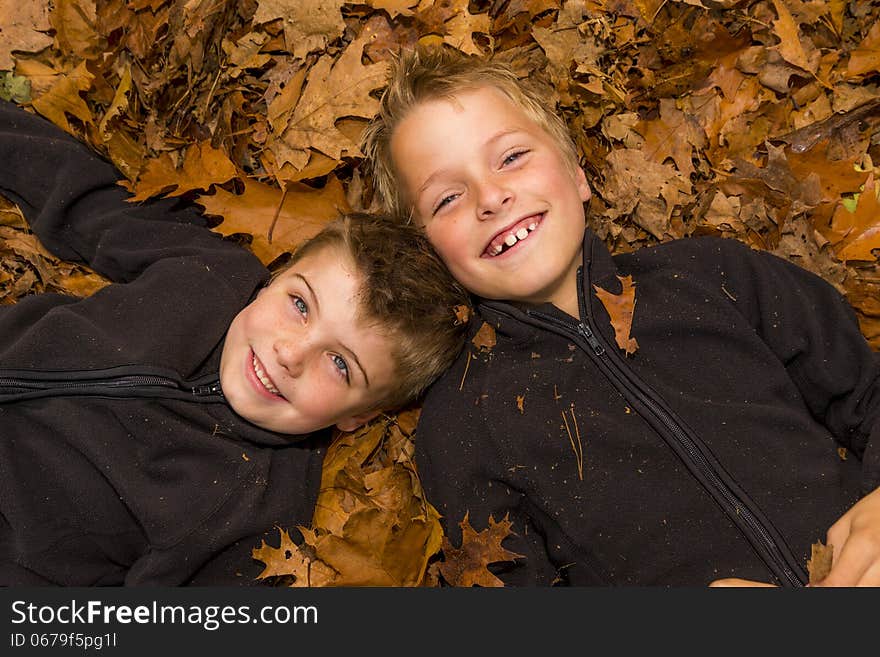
[252,526,334,586]
[472,321,496,352]
[437,512,524,587]
[807,540,833,584]
[593,275,639,355]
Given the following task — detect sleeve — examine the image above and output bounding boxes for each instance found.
[715,238,880,493]
[414,347,565,586]
[0,100,243,283]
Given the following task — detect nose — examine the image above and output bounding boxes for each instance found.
[476,174,513,221]
[274,337,308,378]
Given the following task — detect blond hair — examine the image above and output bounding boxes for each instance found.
[279,212,470,411]
[361,45,580,219]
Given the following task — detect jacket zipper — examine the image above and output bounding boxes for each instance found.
[507,273,805,587]
[0,369,224,403]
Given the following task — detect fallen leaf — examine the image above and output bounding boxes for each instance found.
[438,513,524,587]
[472,321,497,352]
[0,0,53,69]
[807,540,833,584]
[594,275,639,355]
[198,176,350,264]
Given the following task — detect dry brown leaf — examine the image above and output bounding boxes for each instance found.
[807,540,833,584]
[438,513,524,587]
[828,172,880,262]
[254,0,345,60]
[0,0,53,69]
[270,31,389,170]
[594,275,639,355]
[472,321,497,352]
[30,61,95,136]
[198,176,350,264]
[123,141,238,202]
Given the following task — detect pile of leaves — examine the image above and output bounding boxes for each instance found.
[1,0,878,586]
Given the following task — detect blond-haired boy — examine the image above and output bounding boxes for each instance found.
[362,47,880,587]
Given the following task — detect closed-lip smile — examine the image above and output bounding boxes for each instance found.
[482,213,544,257]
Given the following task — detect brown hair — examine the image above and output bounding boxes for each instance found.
[361,45,580,220]
[281,212,471,411]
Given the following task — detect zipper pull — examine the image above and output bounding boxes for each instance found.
[578,323,605,356]
[192,380,224,397]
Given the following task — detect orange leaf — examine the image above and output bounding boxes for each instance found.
[471,321,496,352]
[807,540,833,585]
[594,275,639,355]
[198,176,350,264]
[830,172,880,263]
[438,512,524,587]
[123,141,238,202]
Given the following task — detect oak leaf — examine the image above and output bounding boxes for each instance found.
[252,526,336,586]
[829,172,880,263]
[253,0,345,60]
[30,61,95,136]
[438,513,524,587]
[198,176,350,264]
[122,141,238,202]
[270,31,389,169]
[594,275,639,355]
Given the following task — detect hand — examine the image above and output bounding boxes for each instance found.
[816,485,880,586]
[708,578,776,587]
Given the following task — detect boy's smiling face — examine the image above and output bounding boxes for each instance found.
[220,245,395,435]
[390,86,591,316]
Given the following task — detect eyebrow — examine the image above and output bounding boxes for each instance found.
[294,272,370,386]
[416,128,524,196]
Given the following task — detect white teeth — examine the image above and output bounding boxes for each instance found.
[252,354,280,395]
[504,233,517,247]
[528,223,537,231]
[516,227,528,240]
[490,244,503,255]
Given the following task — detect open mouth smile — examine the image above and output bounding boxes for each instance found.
[251,350,282,397]
[483,213,544,257]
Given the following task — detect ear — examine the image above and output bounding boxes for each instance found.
[575,166,592,203]
[334,409,382,432]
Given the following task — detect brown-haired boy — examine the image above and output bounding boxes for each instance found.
[362,47,880,587]
[0,100,469,585]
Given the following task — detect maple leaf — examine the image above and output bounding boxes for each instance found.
[438,513,524,587]
[594,275,639,355]
[807,540,833,585]
[198,176,350,264]
[829,172,880,263]
[0,0,53,69]
[270,31,389,169]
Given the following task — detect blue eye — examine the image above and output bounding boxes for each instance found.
[331,354,350,382]
[503,150,528,166]
[433,193,459,215]
[291,296,308,316]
